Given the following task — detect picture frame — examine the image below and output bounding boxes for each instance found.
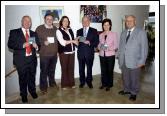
[80,5,107,23]
[122,16,126,32]
[39,6,64,28]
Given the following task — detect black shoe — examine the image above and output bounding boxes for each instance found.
[129,94,136,101]
[118,90,131,95]
[21,96,28,103]
[79,84,84,88]
[87,83,93,89]
[50,82,57,87]
[106,87,110,91]
[31,93,38,99]
[99,86,105,89]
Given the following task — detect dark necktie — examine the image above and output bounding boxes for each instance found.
[126,31,131,43]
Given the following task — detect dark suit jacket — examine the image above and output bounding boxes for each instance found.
[76,27,99,59]
[8,28,40,68]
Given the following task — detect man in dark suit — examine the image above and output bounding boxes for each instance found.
[77,16,99,89]
[8,15,40,103]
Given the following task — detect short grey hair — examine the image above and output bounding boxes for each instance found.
[82,16,90,22]
[125,15,136,20]
[21,15,32,23]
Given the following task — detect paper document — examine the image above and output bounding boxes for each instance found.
[47,37,55,43]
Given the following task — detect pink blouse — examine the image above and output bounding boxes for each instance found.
[98,31,118,57]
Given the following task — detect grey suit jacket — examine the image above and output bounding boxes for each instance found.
[118,27,148,69]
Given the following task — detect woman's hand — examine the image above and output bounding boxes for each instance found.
[72,39,79,46]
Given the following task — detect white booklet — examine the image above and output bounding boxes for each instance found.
[47,37,55,43]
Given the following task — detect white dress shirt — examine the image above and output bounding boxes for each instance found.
[127,26,135,35]
[83,26,89,37]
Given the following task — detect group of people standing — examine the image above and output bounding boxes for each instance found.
[8,13,148,103]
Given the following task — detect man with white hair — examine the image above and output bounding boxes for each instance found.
[118,15,148,101]
[76,16,99,89]
[8,15,40,103]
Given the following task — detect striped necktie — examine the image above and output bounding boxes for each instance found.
[83,27,87,37]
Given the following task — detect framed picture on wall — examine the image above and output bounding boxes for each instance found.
[39,6,64,28]
[122,17,126,32]
[80,5,107,23]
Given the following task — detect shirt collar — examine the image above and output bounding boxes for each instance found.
[83,26,89,30]
[22,27,29,32]
[21,27,30,35]
[44,24,53,29]
[128,26,135,32]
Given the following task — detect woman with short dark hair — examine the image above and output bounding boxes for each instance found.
[98,18,118,91]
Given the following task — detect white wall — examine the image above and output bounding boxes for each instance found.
[5,5,149,97]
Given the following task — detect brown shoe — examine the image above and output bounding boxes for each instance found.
[99,86,105,89]
[41,90,47,94]
[72,86,76,89]
[62,87,68,90]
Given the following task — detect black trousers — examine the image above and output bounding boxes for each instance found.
[78,56,94,85]
[99,55,115,87]
[16,57,37,97]
[40,55,57,91]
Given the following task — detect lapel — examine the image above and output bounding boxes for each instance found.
[122,30,127,45]
[86,27,91,38]
[81,28,83,36]
[128,27,138,41]
[123,27,138,45]
[29,30,33,37]
[19,28,26,43]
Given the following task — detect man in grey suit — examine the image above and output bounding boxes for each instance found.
[118,15,148,101]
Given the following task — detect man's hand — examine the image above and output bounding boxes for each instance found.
[23,42,30,48]
[44,41,49,46]
[32,43,38,49]
[75,36,80,41]
[72,39,79,46]
[137,64,145,68]
[84,40,90,46]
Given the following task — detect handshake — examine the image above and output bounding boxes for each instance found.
[77,36,86,42]
[77,36,90,46]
